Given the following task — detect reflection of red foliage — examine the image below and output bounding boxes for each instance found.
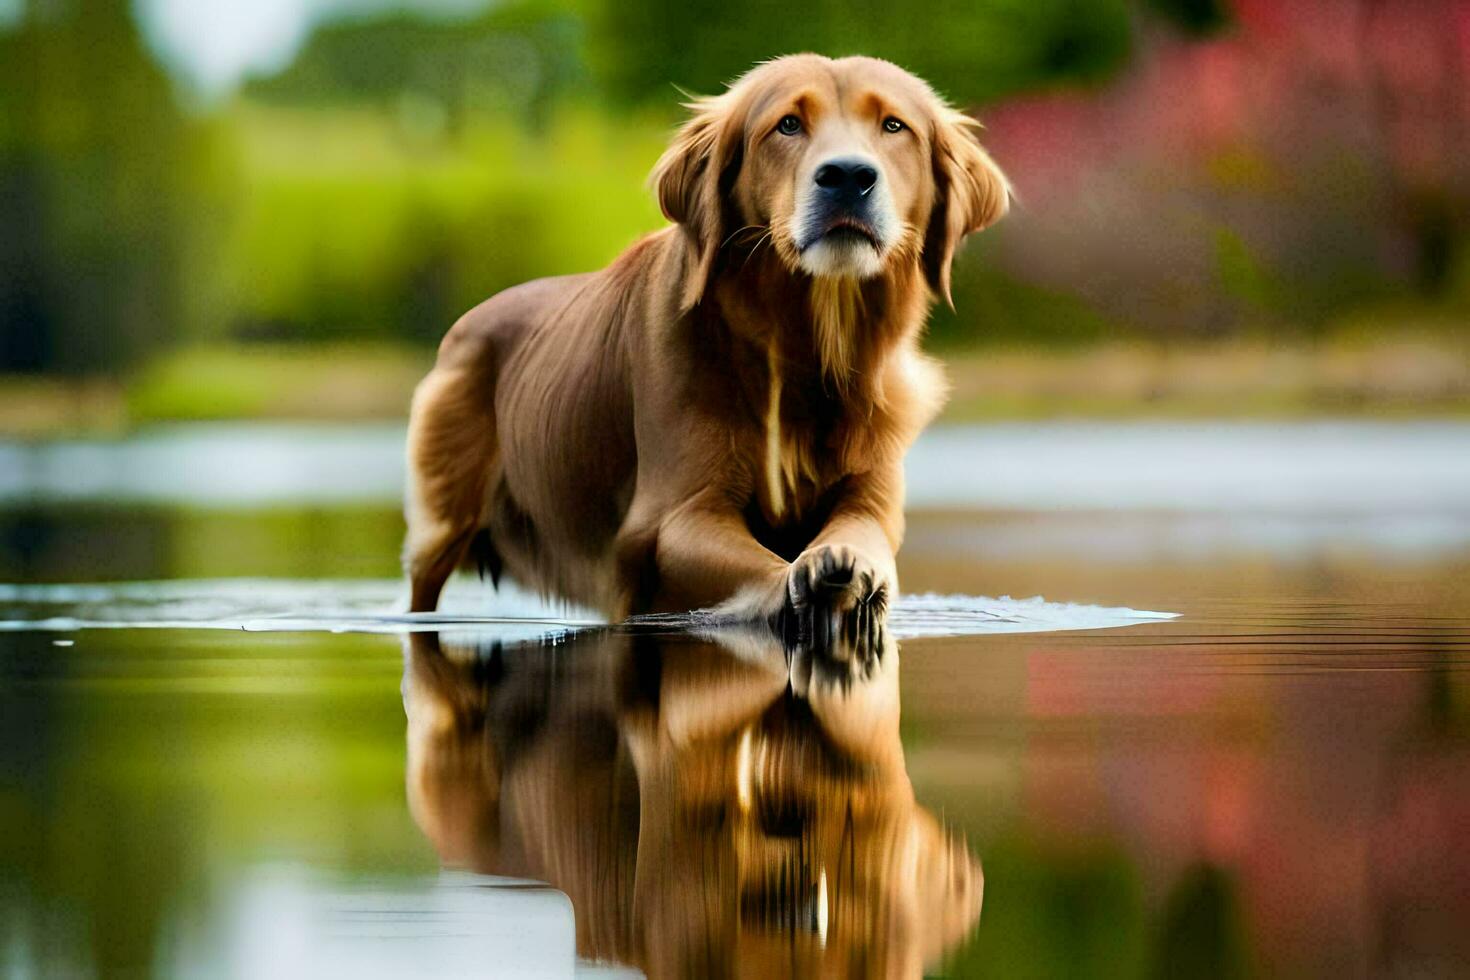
[1020,638,1470,974]
[1370,752,1470,970]
[976,0,1470,327]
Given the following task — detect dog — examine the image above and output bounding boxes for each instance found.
[402,626,983,977]
[404,54,1009,627]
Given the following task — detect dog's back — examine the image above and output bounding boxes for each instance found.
[405,240,662,612]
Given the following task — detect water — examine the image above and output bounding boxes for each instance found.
[2,422,1469,978]
[0,579,1176,638]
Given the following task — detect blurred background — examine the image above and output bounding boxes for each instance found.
[2,1,1470,980]
[4,3,1470,978]
[2,0,1467,433]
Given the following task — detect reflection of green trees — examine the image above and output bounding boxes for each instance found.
[0,631,422,975]
[941,845,1252,980]
[0,506,406,582]
[1152,864,1249,980]
[945,843,1149,979]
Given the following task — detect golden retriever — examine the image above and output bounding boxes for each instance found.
[404,54,1009,627]
[402,627,983,977]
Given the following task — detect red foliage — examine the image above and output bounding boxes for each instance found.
[970,0,1470,331]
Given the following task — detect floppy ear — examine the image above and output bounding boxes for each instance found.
[922,112,1010,308]
[651,95,743,311]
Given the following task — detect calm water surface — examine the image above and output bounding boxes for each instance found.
[2,422,1468,978]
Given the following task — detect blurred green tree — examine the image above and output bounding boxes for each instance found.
[245,3,590,131]
[0,0,195,374]
[587,0,1132,107]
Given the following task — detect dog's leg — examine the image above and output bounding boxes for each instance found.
[404,367,497,612]
[616,488,790,620]
[401,631,506,871]
[785,461,904,649]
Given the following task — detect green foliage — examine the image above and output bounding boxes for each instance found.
[5,0,1467,381]
[125,343,432,422]
[244,3,590,130]
[256,0,1135,113]
[1213,228,1276,315]
[0,0,199,373]
[195,104,667,345]
[589,0,1132,107]
[935,248,1122,349]
[208,0,1136,351]
[1146,0,1231,36]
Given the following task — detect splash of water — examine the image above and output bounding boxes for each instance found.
[0,578,1176,640]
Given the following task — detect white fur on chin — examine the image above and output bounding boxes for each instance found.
[798,237,885,279]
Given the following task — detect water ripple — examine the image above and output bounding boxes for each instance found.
[0,578,1177,640]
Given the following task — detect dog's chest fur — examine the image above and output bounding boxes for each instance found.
[713,270,939,537]
[758,342,808,523]
[752,338,846,528]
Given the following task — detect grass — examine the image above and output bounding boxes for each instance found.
[2,330,1467,439]
[0,376,130,437]
[193,103,670,344]
[942,333,1470,421]
[124,343,434,424]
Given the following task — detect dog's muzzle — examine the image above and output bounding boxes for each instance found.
[797,156,884,253]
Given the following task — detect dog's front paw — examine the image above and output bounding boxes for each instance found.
[781,544,893,653]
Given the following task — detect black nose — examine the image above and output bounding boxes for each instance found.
[813,157,879,202]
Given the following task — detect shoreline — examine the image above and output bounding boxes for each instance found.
[2,335,1467,438]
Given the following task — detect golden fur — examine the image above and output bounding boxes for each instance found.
[404,54,1009,620]
[402,628,983,977]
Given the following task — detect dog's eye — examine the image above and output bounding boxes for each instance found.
[882,117,905,134]
[777,114,803,136]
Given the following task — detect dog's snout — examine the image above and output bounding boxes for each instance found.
[813,157,879,201]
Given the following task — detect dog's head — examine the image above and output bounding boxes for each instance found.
[653,54,1010,309]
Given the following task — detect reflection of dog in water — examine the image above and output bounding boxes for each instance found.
[402,627,981,978]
